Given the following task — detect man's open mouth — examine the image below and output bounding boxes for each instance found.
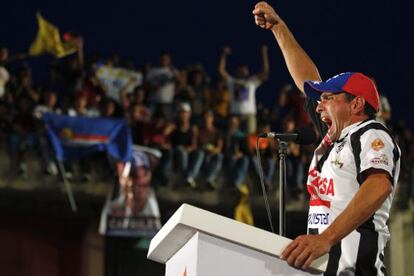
[321,115,332,129]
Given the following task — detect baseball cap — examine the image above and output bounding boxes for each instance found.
[304,72,380,112]
[178,102,191,112]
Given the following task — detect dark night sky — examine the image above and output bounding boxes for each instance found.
[1,0,413,128]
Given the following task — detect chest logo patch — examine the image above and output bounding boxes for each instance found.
[331,156,344,168]
[336,140,346,153]
[371,139,385,151]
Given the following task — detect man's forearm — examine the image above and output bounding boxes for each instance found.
[218,53,229,79]
[271,23,321,92]
[261,48,270,80]
[320,174,392,247]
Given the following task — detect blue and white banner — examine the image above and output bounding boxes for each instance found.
[42,112,132,162]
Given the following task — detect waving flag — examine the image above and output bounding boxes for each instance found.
[95,64,143,103]
[42,113,132,161]
[29,13,78,58]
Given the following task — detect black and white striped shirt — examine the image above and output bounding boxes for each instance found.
[305,98,401,275]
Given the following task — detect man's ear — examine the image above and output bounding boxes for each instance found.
[351,96,366,114]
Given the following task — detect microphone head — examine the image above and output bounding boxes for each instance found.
[294,127,317,145]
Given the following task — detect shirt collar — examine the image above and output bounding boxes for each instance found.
[337,121,362,141]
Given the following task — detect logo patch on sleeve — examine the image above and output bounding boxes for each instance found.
[371,139,385,151]
[370,154,389,166]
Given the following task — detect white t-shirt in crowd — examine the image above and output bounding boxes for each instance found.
[146,67,177,104]
[226,76,261,115]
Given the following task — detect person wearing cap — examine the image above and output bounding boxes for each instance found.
[253,2,401,275]
[169,102,202,188]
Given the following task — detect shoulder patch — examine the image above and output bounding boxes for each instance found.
[371,138,385,151]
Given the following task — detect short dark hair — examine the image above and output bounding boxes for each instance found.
[344,93,376,119]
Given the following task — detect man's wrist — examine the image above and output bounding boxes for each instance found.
[271,21,287,35]
[320,229,337,248]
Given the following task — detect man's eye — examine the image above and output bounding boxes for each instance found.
[321,95,333,101]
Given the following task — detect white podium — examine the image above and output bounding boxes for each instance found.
[147,204,328,276]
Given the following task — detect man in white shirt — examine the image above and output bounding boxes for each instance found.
[253,2,401,275]
[218,45,269,134]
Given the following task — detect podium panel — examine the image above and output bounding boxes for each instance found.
[148,204,327,276]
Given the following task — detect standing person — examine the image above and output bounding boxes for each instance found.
[218,45,269,134]
[145,52,180,118]
[253,2,401,275]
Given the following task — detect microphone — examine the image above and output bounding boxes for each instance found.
[259,127,316,145]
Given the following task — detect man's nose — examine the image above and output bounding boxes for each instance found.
[316,101,324,113]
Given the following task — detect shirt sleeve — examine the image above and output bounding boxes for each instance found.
[358,129,398,182]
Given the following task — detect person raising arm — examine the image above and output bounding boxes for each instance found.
[253,2,400,275]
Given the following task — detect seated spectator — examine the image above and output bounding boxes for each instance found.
[0,100,12,143]
[281,115,305,199]
[271,84,311,131]
[143,109,174,187]
[168,102,200,188]
[224,115,250,189]
[128,103,150,145]
[247,122,276,191]
[33,90,62,119]
[79,69,106,109]
[8,95,38,178]
[99,97,123,118]
[15,66,40,103]
[193,110,224,189]
[210,79,230,131]
[174,70,195,110]
[68,92,99,117]
[33,90,62,175]
[67,93,99,181]
[188,65,211,126]
[127,85,147,109]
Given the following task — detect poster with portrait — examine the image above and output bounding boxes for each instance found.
[99,147,162,237]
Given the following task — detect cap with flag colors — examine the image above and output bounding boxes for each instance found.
[304,72,380,112]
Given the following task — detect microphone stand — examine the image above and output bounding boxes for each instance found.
[277,140,288,236]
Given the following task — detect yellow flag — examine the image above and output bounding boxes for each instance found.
[29,13,77,58]
[234,184,254,226]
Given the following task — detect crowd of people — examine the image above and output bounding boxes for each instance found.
[0,40,413,206]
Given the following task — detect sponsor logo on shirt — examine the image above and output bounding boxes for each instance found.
[371,138,385,151]
[307,167,335,208]
[331,156,344,168]
[336,140,346,153]
[370,154,389,166]
[308,213,330,225]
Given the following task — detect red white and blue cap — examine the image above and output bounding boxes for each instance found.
[304,72,380,112]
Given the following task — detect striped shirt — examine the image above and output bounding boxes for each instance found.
[305,99,401,275]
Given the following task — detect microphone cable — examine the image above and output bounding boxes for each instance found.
[256,137,275,233]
